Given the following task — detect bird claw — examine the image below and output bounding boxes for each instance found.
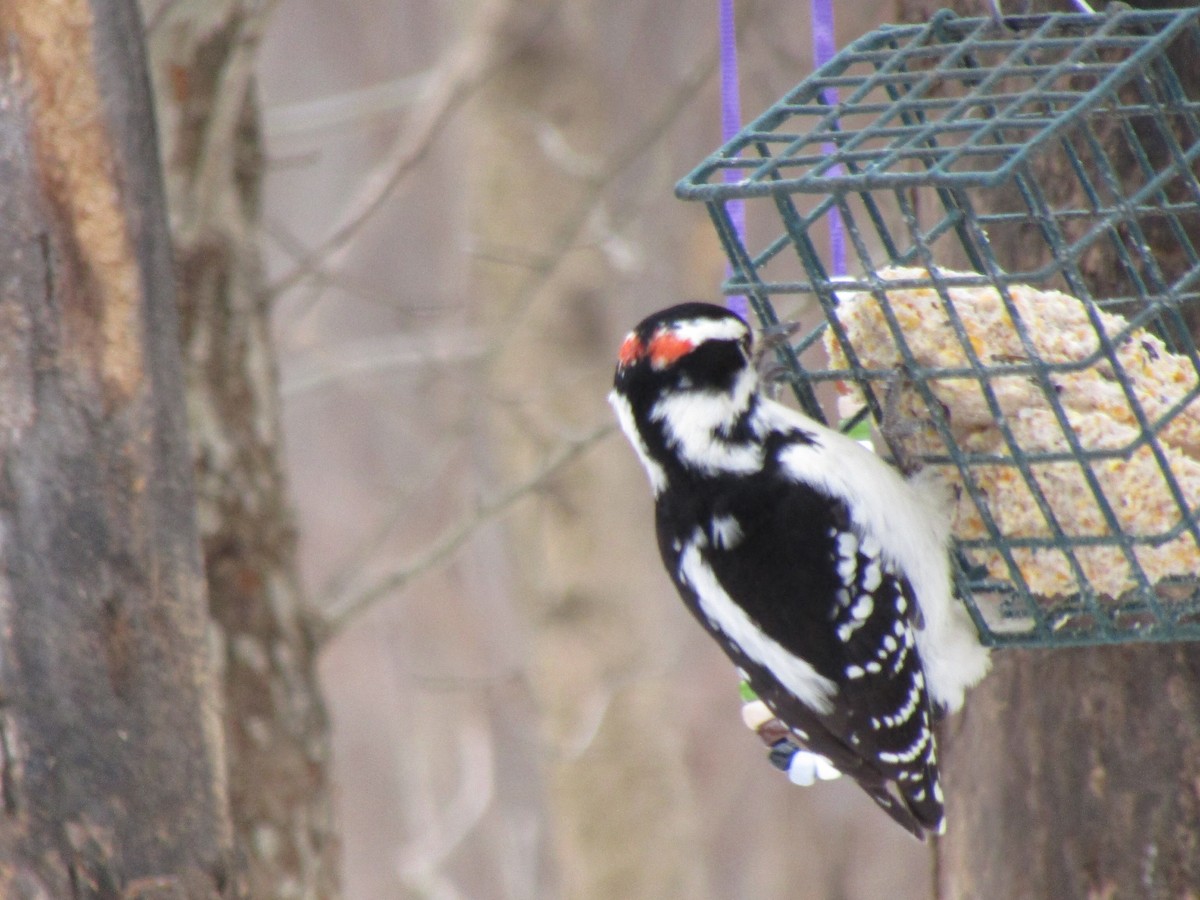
[758,363,795,401]
[757,318,804,345]
[753,319,803,395]
[880,370,950,476]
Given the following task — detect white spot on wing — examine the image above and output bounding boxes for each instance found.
[851,595,873,622]
[884,678,923,728]
[710,515,744,550]
[839,593,874,642]
[861,560,882,592]
[860,534,882,559]
[878,727,932,764]
[837,556,857,584]
[836,531,859,560]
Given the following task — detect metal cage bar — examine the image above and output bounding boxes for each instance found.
[677,6,1200,648]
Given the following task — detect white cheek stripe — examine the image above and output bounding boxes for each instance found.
[680,536,836,715]
[649,369,762,475]
[609,390,667,495]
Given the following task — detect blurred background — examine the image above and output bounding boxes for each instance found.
[254,0,931,896]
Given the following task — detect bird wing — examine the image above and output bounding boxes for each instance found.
[664,471,943,836]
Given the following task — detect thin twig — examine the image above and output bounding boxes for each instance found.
[479,12,741,365]
[184,0,281,237]
[317,422,615,642]
[268,0,551,297]
[395,711,495,898]
[315,432,460,605]
[307,2,757,642]
[281,329,487,397]
[263,70,431,138]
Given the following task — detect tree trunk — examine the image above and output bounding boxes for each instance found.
[891,1,1200,896]
[145,2,340,896]
[938,646,1200,898]
[0,0,235,894]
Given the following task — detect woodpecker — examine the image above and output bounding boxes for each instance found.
[609,302,989,839]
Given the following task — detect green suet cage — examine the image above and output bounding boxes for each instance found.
[676,6,1200,648]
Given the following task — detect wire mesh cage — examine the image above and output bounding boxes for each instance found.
[676,6,1200,648]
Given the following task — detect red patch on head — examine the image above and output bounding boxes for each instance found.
[618,334,645,367]
[648,331,695,369]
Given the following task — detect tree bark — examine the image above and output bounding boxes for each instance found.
[0,0,235,894]
[145,2,340,896]
[891,1,1200,896]
[939,646,1200,898]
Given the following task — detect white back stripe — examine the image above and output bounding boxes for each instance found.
[679,534,836,715]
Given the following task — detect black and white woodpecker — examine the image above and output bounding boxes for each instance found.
[609,301,990,839]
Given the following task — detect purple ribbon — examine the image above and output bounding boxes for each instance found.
[719,0,749,319]
[718,0,846,320]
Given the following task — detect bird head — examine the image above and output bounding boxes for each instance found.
[612,302,755,397]
[609,303,759,491]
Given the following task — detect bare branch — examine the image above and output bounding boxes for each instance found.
[263,70,431,138]
[395,711,495,898]
[480,26,729,364]
[268,0,549,296]
[317,422,615,642]
[182,0,280,238]
[281,329,487,397]
[310,16,743,643]
[314,432,460,605]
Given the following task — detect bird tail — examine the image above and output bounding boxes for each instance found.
[863,774,944,841]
